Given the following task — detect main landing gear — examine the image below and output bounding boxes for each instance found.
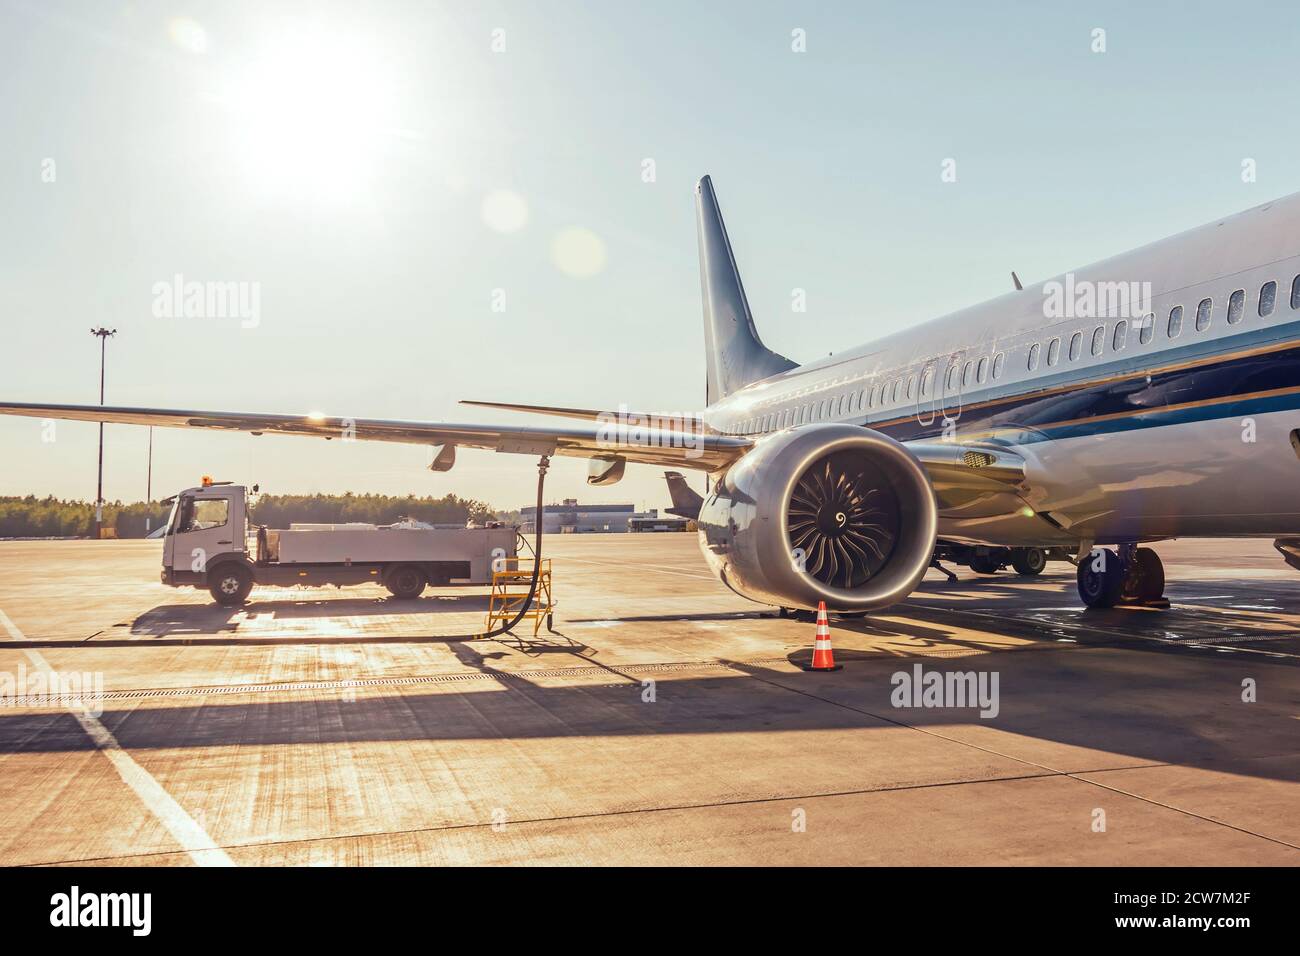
[1076,544,1167,609]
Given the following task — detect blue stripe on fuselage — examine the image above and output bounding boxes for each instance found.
[865,318,1300,444]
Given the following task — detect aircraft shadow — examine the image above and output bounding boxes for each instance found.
[1,647,1295,786]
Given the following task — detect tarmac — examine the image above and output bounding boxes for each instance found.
[0,534,1296,865]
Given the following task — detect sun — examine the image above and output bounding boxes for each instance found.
[219,26,398,199]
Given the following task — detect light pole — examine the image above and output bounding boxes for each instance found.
[91,327,116,538]
[145,426,154,533]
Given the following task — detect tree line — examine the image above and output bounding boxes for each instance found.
[0,492,504,539]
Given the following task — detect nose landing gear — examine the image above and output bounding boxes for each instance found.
[1076,544,1168,609]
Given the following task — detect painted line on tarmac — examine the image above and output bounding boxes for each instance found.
[0,608,235,867]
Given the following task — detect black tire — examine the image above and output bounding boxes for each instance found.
[386,565,426,600]
[1011,547,1047,576]
[209,564,253,607]
[1129,547,1165,602]
[969,554,1001,575]
[1077,548,1122,608]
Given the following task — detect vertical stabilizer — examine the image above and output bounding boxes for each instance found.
[695,176,798,404]
[663,470,705,519]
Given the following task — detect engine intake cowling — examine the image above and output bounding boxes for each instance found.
[697,423,938,611]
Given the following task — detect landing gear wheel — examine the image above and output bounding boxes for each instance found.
[386,565,427,600]
[1126,547,1165,602]
[209,565,253,607]
[969,554,1001,575]
[1076,548,1123,608]
[1010,547,1047,576]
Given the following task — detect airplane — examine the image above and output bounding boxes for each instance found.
[6,174,1300,614]
[662,471,705,521]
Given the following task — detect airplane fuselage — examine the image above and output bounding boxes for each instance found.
[704,192,1300,547]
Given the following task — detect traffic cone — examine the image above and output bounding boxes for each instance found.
[804,601,842,672]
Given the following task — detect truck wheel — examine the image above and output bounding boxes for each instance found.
[969,554,1001,575]
[209,565,253,607]
[386,565,427,600]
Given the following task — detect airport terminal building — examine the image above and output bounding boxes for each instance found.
[518,499,686,533]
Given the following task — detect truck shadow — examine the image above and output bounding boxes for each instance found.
[130,593,492,637]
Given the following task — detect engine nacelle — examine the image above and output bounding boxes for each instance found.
[697,423,938,611]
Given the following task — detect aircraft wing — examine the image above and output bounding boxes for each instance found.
[0,401,1031,493]
[459,399,721,434]
[0,401,751,472]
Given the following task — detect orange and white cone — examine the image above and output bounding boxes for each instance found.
[804,601,842,672]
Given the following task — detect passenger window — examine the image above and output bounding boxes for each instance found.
[1260,281,1277,317]
[962,362,973,386]
[1135,312,1152,345]
[946,365,958,391]
[992,352,1004,379]
[892,380,900,403]
[1168,305,1183,338]
[1292,274,1300,309]
[1047,337,1060,366]
[837,395,846,416]
[976,357,988,383]
[1028,343,1040,370]
[905,377,914,400]
[1227,289,1245,325]
[920,367,933,397]
[1113,320,1127,350]
[1090,325,1105,356]
[1068,332,1082,361]
[1195,297,1212,331]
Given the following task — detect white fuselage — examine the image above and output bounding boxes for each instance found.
[703,193,1300,546]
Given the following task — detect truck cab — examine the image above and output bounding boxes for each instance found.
[161,479,519,607]
[161,479,254,602]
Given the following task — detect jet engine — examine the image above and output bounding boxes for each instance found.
[697,423,938,611]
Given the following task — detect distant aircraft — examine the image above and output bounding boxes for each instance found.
[662,471,704,520]
[6,176,1300,612]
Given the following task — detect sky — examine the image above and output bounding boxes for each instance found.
[3,0,1300,513]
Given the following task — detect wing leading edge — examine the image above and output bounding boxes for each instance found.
[0,401,750,472]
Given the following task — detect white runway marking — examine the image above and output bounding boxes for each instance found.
[0,608,234,867]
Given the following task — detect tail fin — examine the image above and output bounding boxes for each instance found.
[663,470,705,520]
[695,175,798,405]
